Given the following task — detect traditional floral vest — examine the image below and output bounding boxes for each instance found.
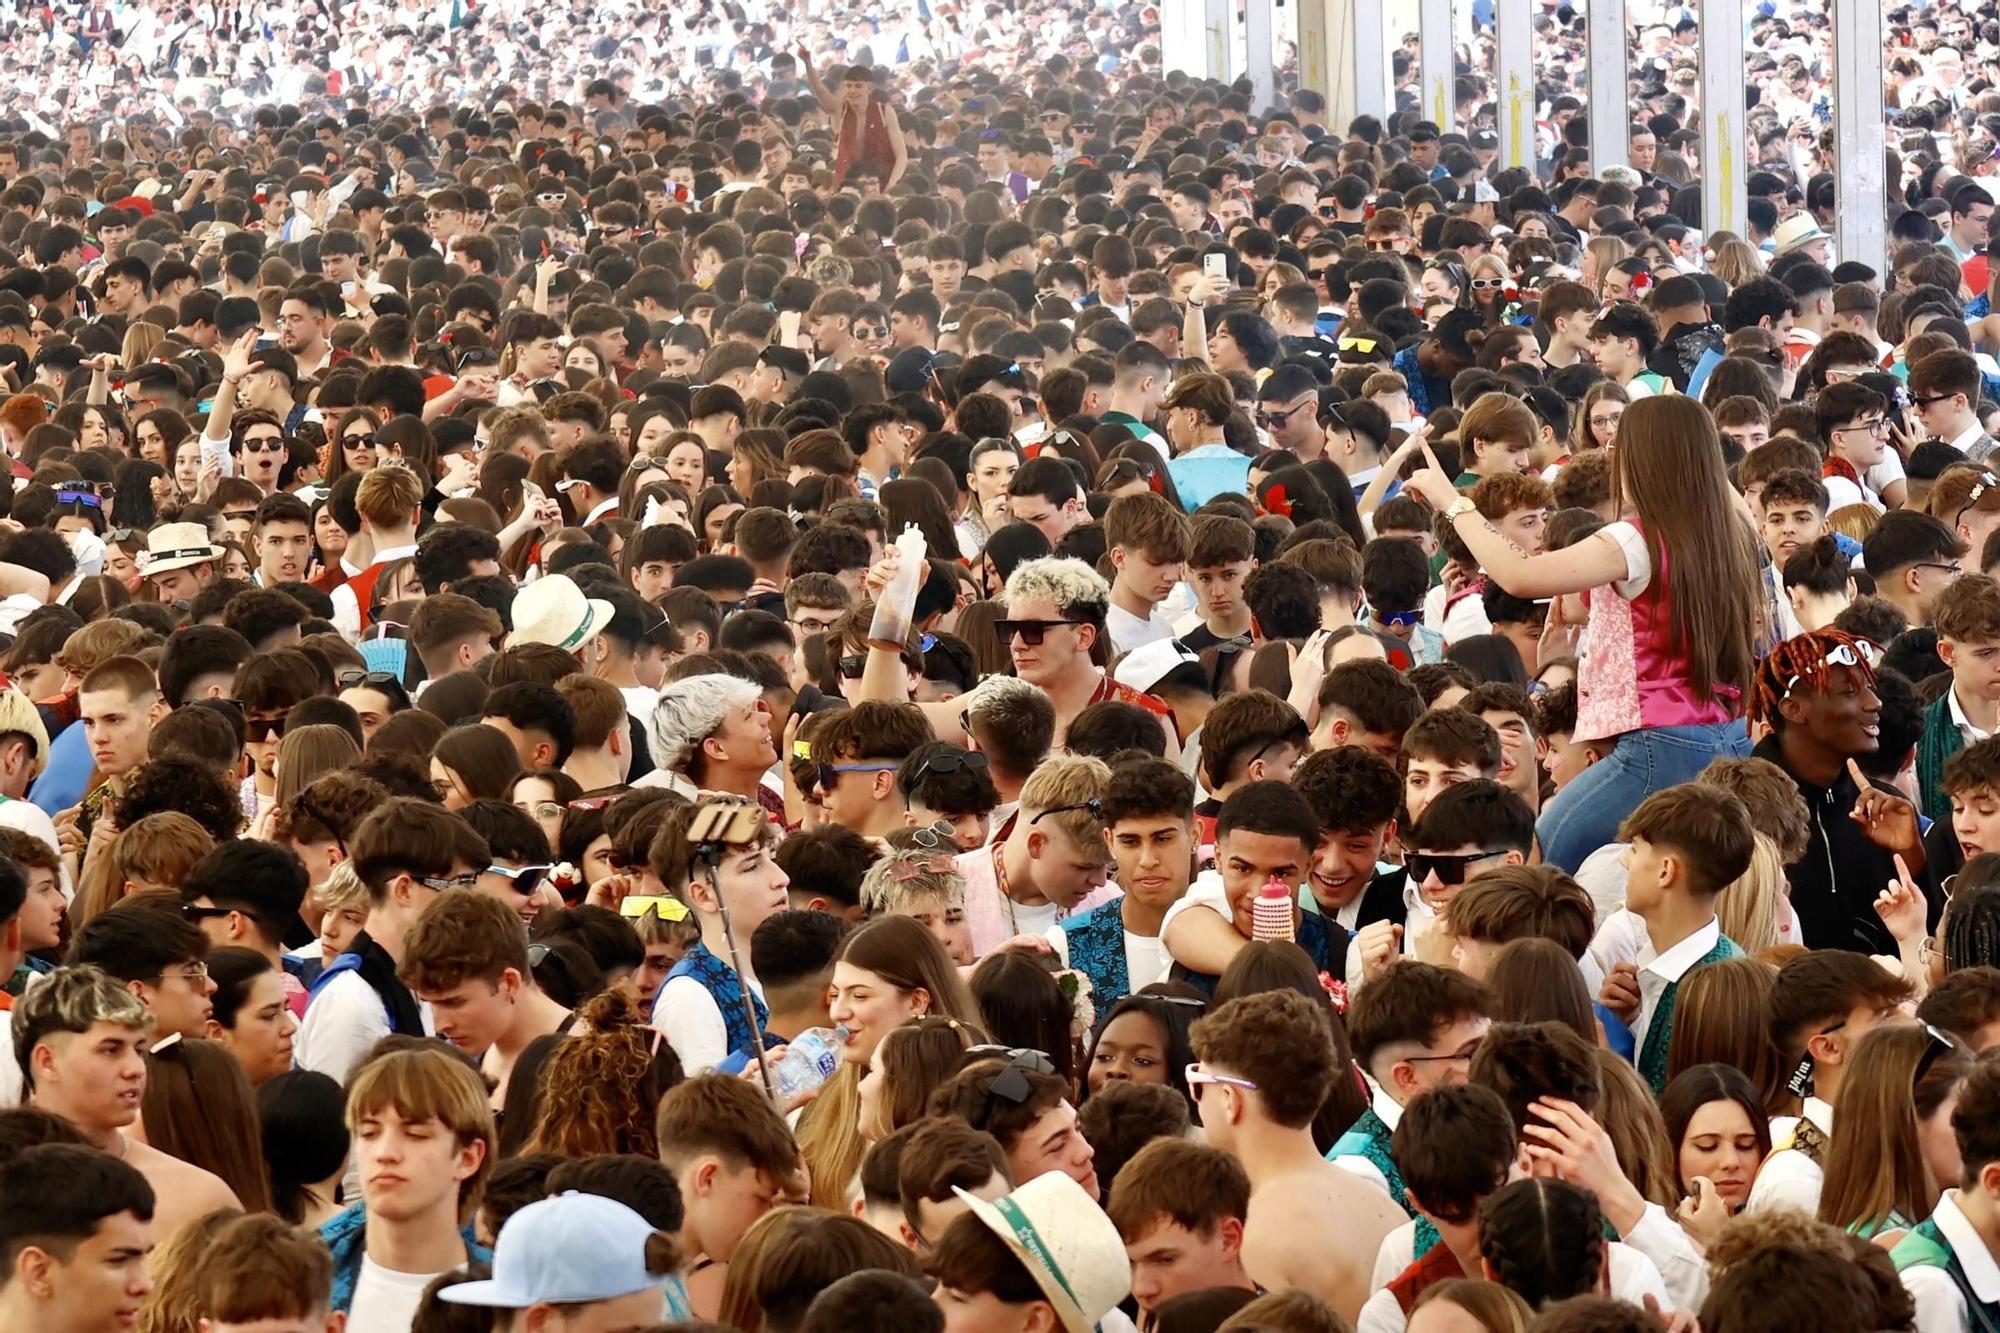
[664,940,769,1059]
[1060,901,1131,1004]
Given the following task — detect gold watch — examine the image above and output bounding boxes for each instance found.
[1443,496,1478,522]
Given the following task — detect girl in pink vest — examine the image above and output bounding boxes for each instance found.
[1405,396,1760,870]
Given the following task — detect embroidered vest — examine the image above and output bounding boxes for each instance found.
[1328,1108,1442,1258]
[1637,934,1744,1094]
[1173,911,1337,999]
[1781,1117,1830,1166]
[664,941,769,1059]
[1893,1217,2000,1333]
[1918,692,1968,827]
[1060,903,1131,1004]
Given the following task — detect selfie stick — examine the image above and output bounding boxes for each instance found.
[688,803,777,1099]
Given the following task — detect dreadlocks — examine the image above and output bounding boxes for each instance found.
[1749,628,1878,728]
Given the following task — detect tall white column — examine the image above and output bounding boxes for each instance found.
[1831,0,1887,271]
[1699,0,1746,239]
[1419,0,1453,128]
[1160,0,1208,80]
[1206,0,1233,80]
[1586,0,1628,173]
[1494,0,1533,171]
[1245,0,1276,111]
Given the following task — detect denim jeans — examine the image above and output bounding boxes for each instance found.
[1536,721,1752,873]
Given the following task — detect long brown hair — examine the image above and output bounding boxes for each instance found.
[797,917,982,1204]
[869,1015,986,1139]
[1819,1024,1972,1234]
[1610,395,1758,706]
[1666,956,1793,1117]
[1485,938,1597,1040]
[1594,1050,1678,1208]
[141,1038,273,1213]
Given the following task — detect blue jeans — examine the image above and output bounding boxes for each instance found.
[1536,721,1751,872]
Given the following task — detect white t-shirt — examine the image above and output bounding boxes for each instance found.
[0,1011,18,1109]
[1106,603,1175,656]
[294,969,393,1087]
[348,1255,447,1333]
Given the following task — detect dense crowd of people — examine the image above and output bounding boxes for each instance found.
[8,3,2000,1333]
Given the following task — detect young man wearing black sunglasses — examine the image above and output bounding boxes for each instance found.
[1361,779,1533,986]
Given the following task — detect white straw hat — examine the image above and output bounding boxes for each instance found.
[505,574,613,652]
[955,1173,1131,1333]
[140,521,223,576]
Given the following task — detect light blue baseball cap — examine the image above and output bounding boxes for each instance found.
[437,1192,665,1309]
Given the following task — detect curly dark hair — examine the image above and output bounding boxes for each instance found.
[114,757,242,842]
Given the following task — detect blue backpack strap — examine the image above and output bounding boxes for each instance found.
[309,951,365,998]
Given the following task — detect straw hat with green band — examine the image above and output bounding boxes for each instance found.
[954,1173,1132,1333]
[506,573,615,652]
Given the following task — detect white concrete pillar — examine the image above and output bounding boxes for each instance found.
[1831,0,1887,271]
[1419,0,1453,128]
[1586,0,1627,174]
[1493,0,1533,171]
[1699,0,1746,238]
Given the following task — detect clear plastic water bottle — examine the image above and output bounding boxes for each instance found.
[1252,875,1295,942]
[769,1025,849,1101]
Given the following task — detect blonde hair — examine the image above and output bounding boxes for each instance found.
[57,619,155,678]
[1715,833,1787,955]
[136,1207,244,1333]
[345,1048,496,1222]
[1826,503,1881,541]
[859,849,967,915]
[82,811,214,925]
[1018,753,1112,855]
[1002,556,1110,617]
[316,859,371,913]
[14,964,152,1091]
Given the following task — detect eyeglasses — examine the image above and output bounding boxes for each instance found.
[818,761,897,790]
[1185,1063,1259,1098]
[1256,400,1314,429]
[994,618,1081,646]
[486,864,551,895]
[1912,392,1961,409]
[1405,848,1511,886]
[179,903,242,924]
[1834,417,1889,437]
[417,871,481,891]
[338,669,402,691]
[241,435,288,453]
[837,654,868,679]
[1589,412,1625,430]
[1470,277,1507,291]
[1915,1023,1960,1085]
[1402,1041,1483,1065]
[1365,237,1407,251]
[790,615,842,635]
[343,432,378,449]
[1337,335,1381,354]
[244,714,288,742]
[1031,798,1103,825]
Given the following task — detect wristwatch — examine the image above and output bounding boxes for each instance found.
[1443,496,1478,522]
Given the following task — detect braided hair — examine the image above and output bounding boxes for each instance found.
[1477,1178,1607,1309]
[1748,627,1877,728]
[1943,871,2000,972]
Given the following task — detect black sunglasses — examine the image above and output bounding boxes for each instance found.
[837,654,867,679]
[1030,798,1103,825]
[338,669,403,691]
[911,749,988,782]
[994,618,1080,646]
[1405,848,1509,886]
[244,714,288,742]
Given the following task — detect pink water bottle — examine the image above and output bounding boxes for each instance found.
[1252,875,1294,942]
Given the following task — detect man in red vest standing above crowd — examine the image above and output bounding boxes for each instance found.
[331,464,425,639]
